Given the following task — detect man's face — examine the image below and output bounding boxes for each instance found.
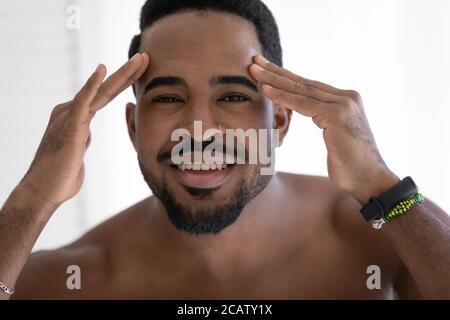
[127,11,288,235]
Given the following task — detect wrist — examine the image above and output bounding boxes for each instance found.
[8,182,59,221]
[350,168,401,206]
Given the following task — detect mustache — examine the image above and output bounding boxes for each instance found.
[157,136,248,164]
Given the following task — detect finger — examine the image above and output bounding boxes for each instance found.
[90,53,147,112]
[90,53,149,113]
[250,63,339,103]
[116,52,149,93]
[261,84,329,118]
[69,64,107,123]
[254,55,348,96]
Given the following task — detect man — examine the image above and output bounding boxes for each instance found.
[1,0,449,300]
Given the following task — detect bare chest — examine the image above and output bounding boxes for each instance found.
[96,237,397,299]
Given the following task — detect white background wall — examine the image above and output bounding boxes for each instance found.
[0,0,449,251]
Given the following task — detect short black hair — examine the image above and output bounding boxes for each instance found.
[128,0,283,67]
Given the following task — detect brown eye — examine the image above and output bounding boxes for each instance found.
[152,96,183,104]
[219,95,250,103]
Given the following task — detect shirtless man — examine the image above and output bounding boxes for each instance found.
[1,0,449,300]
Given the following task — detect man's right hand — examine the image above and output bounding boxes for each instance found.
[19,53,149,209]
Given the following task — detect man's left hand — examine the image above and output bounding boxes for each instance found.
[249,55,400,205]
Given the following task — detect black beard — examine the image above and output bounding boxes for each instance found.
[138,159,272,236]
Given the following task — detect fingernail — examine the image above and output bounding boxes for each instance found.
[130,53,140,61]
[251,64,264,72]
[258,55,269,63]
[94,64,101,73]
[93,64,104,75]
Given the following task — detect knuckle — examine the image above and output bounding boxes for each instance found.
[72,93,83,105]
[336,103,352,122]
[273,64,283,75]
[293,81,304,93]
[313,115,328,128]
[302,84,312,95]
[49,104,68,121]
[297,95,307,105]
[297,76,307,90]
[51,104,65,114]
[342,96,355,109]
[346,90,362,103]
[279,90,289,99]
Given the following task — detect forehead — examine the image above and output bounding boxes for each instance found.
[139,11,263,77]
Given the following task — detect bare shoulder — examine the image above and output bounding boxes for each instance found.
[276,171,339,192]
[13,242,107,299]
[275,171,346,211]
[277,171,398,241]
[278,173,450,299]
[277,172,403,273]
[13,197,152,299]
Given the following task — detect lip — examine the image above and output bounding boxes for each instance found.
[169,165,236,190]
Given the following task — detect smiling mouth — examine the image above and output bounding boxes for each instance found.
[169,162,237,190]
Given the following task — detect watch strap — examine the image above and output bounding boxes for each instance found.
[360,176,418,222]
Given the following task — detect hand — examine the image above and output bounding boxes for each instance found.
[20,53,149,208]
[249,55,400,204]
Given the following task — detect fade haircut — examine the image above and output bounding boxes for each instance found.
[128,0,283,73]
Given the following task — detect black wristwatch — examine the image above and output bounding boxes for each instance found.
[360,176,418,222]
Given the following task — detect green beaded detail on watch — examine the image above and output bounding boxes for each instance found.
[382,193,425,222]
[371,193,425,229]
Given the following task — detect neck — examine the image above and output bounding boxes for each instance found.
[149,173,283,274]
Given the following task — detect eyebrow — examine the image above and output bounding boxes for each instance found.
[144,75,259,94]
[210,75,259,93]
[144,76,187,94]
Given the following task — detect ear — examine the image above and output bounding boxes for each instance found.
[126,102,137,150]
[273,103,292,146]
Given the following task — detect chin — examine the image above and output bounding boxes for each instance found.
[139,158,273,235]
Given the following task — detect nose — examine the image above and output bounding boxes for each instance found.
[180,99,223,140]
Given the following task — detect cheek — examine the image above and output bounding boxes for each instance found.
[134,112,170,164]
[232,99,275,130]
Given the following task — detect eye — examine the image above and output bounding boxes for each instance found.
[152,96,184,104]
[218,94,251,103]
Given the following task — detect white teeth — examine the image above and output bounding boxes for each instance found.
[179,164,194,171]
[176,163,230,171]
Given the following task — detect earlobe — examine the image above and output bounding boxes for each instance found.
[273,104,292,145]
[125,103,137,149]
